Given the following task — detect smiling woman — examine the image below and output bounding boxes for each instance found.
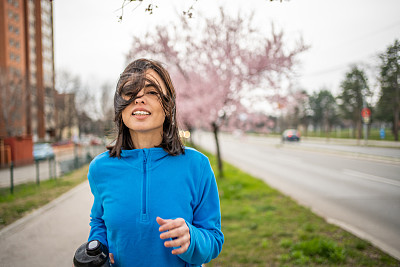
[110,59,181,156]
[120,69,168,148]
[83,58,224,267]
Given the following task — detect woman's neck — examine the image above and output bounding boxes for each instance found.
[129,130,162,149]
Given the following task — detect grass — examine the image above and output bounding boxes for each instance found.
[1,151,399,266]
[200,150,400,266]
[0,165,89,230]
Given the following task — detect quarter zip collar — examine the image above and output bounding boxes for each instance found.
[120,147,168,162]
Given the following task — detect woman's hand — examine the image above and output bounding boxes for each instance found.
[109,253,114,264]
[156,217,191,255]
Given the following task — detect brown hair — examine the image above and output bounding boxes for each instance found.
[107,59,184,157]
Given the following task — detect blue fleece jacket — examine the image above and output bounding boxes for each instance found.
[87,147,224,266]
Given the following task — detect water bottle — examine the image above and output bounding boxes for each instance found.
[73,240,111,267]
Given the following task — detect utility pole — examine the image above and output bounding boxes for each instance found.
[363,97,367,145]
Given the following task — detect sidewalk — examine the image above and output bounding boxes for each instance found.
[0,181,92,267]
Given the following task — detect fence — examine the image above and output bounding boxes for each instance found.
[0,144,105,193]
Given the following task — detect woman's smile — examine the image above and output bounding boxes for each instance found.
[132,108,151,119]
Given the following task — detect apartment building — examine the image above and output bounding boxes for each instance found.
[0,0,56,141]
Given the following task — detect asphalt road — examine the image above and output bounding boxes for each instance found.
[193,131,400,260]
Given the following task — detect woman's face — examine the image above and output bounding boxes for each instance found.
[121,69,167,136]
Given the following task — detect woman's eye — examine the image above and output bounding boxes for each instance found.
[148,91,158,95]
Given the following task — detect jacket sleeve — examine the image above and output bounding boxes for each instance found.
[87,164,108,248]
[178,157,224,265]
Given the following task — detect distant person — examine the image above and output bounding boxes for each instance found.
[86,58,224,266]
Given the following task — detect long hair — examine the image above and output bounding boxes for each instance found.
[107,59,184,157]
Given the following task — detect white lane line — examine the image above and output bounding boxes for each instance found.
[343,169,400,187]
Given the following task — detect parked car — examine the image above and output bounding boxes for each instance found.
[282,129,301,142]
[33,143,55,160]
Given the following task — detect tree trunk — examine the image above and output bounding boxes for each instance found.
[394,83,399,141]
[356,119,362,140]
[394,106,399,141]
[212,122,223,178]
[187,126,195,147]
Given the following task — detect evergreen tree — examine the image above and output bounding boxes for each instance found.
[338,66,370,139]
[309,89,338,136]
[376,39,400,141]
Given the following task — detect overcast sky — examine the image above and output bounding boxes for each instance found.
[53,0,400,99]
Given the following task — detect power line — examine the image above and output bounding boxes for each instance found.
[301,20,400,77]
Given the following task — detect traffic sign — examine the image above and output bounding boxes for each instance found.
[361,108,371,118]
[361,108,371,124]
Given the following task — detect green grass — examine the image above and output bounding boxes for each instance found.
[200,150,400,266]
[0,165,89,230]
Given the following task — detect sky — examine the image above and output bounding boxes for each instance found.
[53,0,400,103]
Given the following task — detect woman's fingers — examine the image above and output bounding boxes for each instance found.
[159,224,187,239]
[109,253,115,264]
[171,243,190,255]
[157,217,184,232]
[157,217,190,255]
[163,233,190,247]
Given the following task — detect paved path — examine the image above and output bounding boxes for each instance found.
[0,182,92,267]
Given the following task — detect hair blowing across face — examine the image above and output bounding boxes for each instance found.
[107,58,184,157]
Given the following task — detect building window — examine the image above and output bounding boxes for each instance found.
[15,55,20,62]
[15,27,19,35]
[8,25,13,32]
[9,39,14,46]
[15,41,20,48]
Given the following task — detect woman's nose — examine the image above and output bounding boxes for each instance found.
[135,96,145,104]
[134,89,146,104]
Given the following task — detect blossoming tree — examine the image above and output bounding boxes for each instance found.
[127,8,307,176]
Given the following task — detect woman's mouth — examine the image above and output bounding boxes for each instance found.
[133,111,150,115]
[132,110,151,119]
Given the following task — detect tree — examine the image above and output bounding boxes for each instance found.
[100,82,115,137]
[376,39,400,141]
[282,90,310,132]
[338,66,371,139]
[309,89,338,137]
[127,8,307,177]
[55,70,82,140]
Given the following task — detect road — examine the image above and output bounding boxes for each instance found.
[193,131,400,260]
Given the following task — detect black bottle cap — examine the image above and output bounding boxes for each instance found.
[86,240,101,256]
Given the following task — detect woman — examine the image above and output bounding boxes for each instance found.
[87,59,224,266]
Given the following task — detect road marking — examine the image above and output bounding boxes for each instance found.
[343,169,400,187]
